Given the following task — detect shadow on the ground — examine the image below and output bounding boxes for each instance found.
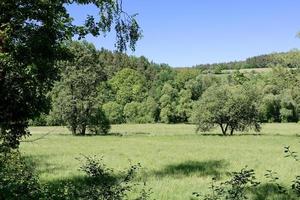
[63,132,151,137]
[196,133,263,136]
[24,154,69,175]
[250,183,298,200]
[153,160,227,178]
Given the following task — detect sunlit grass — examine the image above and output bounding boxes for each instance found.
[22,123,300,199]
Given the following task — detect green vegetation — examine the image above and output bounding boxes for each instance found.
[29,41,300,131]
[192,84,260,135]
[50,41,110,135]
[0,0,141,150]
[194,50,300,71]
[1,2,300,199]
[21,123,300,199]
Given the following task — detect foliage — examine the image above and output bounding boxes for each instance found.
[194,50,300,70]
[123,98,158,123]
[0,150,151,200]
[159,83,178,123]
[88,108,111,135]
[103,101,124,124]
[193,167,260,200]
[0,151,40,199]
[0,0,141,149]
[50,41,110,135]
[46,45,300,127]
[42,155,151,200]
[109,68,147,105]
[192,85,261,135]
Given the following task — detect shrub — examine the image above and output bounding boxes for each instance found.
[193,167,259,200]
[42,155,151,200]
[193,167,260,200]
[0,152,40,200]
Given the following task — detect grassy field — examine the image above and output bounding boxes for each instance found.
[21,123,300,199]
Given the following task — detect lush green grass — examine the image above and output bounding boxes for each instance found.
[21,123,300,199]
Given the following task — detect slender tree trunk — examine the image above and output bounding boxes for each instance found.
[224,124,228,134]
[71,125,77,135]
[220,124,227,135]
[80,125,86,135]
[230,128,234,135]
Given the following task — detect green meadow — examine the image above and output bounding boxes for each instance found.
[21,123,300,200]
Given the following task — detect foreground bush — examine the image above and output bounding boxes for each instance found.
[0,152,40,200]
[1,152,150,200]
[193,145,300,200]
[42,155,151,200]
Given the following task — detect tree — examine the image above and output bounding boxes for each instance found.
[109,68,146,105]
[123,102,142,123]
[176,89,193,122]
[123,97,158,123]
[50,41,110,135]
[159,83,178,123]
[102,101,124,124]
[279,90,298,122]
[0,0,141,149]
[88,108,110,135]
[258,93,281,122]
[192,85,261,135]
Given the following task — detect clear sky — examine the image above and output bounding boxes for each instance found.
[67,0,300,67]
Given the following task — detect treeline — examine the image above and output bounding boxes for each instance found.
[194,50,300,73]
[30,41,300,133]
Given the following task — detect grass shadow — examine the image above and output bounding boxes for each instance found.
[23,154,69,175]
[153,160,227,178]
[196,133,263,136]
[250,183,298,200]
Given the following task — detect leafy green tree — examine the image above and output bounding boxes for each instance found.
[280,90,298,122]
[258,94,281,122]
[174,69,198,89]
[123,97,158,123]
[192,85,261,135]
[146,65,175,102]
[123,102,142,123]
[176,89,193,122]
[109,68,146,105]
[159,83,178,123]
[50,41,109,135]
[88,108,110,135]
[102,101,124,124]
[231,70,249,85]
[143,96,159,123]
[0,0,141,149]
[185,78,203,101]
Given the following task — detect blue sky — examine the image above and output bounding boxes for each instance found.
[67,1,300,67]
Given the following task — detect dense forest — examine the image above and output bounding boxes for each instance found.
[193,50,300,73]
[30,41,300,134]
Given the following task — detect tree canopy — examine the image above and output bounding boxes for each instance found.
[0,0,141,150]
[192,84,261,135]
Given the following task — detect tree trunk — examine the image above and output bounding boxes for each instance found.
[80,125,86,135]
[224,124,228,134]
[220,124,227,135]
[71,126,77,135]
[230,128,234,135]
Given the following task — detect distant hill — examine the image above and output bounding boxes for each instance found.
[192,50,300,73]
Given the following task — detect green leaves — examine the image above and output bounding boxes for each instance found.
[0,0,141,149]
[50,41,110,135]
[193,84,261,135]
